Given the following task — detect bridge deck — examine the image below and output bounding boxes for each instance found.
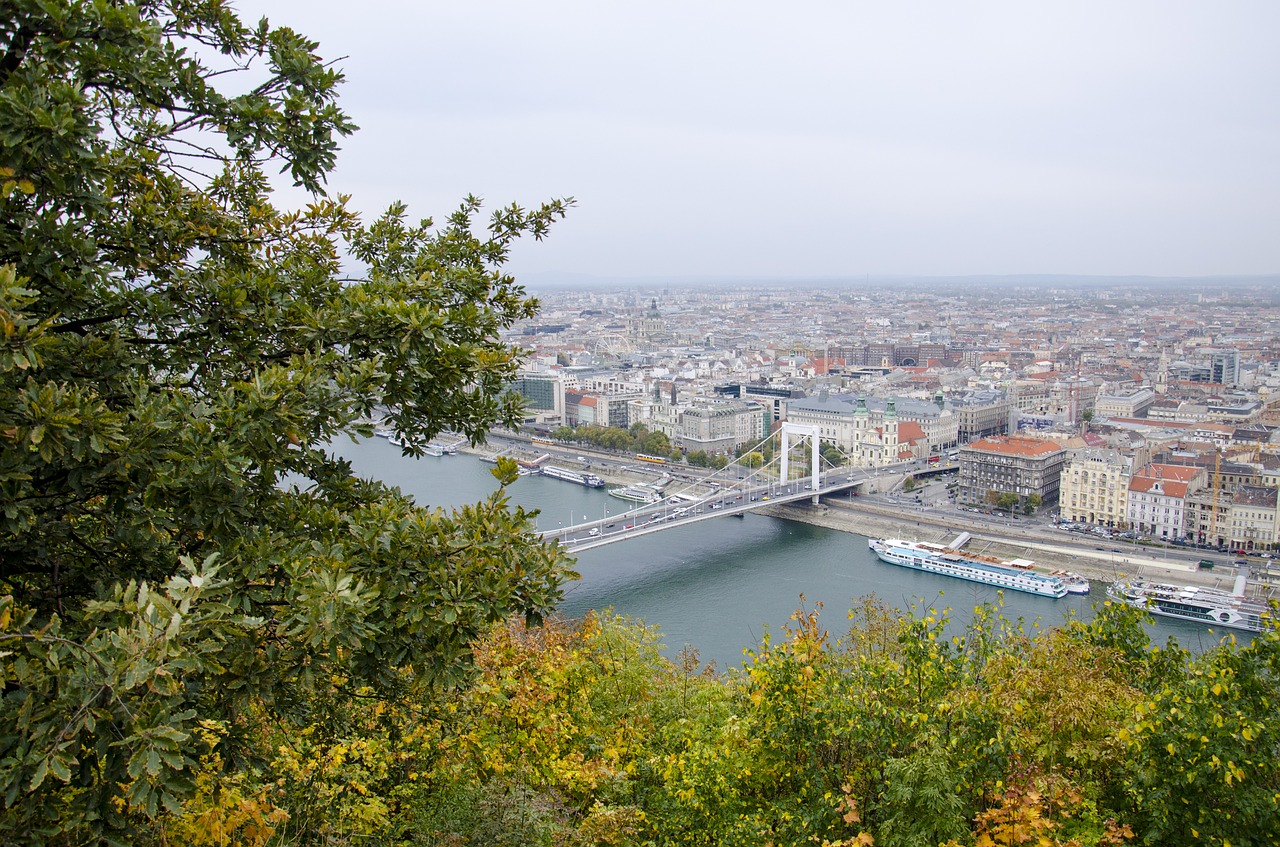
[543,471,882,553]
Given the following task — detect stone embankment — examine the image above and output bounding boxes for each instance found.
[470,441,1240,592]
[761,499,1239,592]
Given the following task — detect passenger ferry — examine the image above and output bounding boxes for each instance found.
[1107,578,1271,633]
[868,538,1068,599]
[608,483,664,504]
[540,465,605,488]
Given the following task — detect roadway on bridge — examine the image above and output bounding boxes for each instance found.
[543,465,909,552]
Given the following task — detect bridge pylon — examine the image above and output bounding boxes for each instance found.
[779,422,821,504]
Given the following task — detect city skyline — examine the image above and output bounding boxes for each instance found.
[243,1,1279,281]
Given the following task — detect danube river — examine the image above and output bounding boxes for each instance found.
[338,435,1232,669]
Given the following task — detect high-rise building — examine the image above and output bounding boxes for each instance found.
[1208,348,1241,386]
[508,372,565,422]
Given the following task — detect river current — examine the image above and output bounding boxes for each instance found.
[337,435,1231,669]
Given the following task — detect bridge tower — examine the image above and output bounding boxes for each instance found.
[779,422,821,504]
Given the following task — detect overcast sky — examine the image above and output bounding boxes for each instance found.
[242,1,1279,281]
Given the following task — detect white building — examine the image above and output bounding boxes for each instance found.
[1094,388,1156,419]
[784,393,957,459]
[631,398,766,454]
[1127,464,1206,541]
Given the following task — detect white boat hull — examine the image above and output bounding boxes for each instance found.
[869,538,1068,599]
[1107,580,1268,633]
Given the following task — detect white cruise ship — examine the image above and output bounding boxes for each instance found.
[541,465,605,488]
[1107,578,1271,633]
[868,538,1068,599]
[608,483,663,504]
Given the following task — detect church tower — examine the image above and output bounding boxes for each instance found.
[854,396,869,465]
[884,399,900,464]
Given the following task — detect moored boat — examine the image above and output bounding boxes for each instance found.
[608,483,663,504]
[868,538,1068,598]
[1106,579,1271,633]
[1051,570,1091,595]
[541,465,606,488]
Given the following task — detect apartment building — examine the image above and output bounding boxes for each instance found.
[676,401,767,454]
[957,435,1067,510]
[1225,485,1279,552]
[948,390,1016,442]
[631,398,766,455]
[565,390,645,429]
[1127,464,1206,541]
[1059,448,1133,528]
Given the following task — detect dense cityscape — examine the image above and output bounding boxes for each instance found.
[506,279,1280,554]
[6,1,1278,843]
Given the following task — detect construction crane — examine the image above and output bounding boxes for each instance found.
[1208,448,1224,548]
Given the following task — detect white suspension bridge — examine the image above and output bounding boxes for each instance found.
[541,423,921,553]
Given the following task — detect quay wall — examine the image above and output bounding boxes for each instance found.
[467,442,1240,592]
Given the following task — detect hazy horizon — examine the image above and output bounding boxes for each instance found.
[242,2,1280,282]
[518,271,1280,291]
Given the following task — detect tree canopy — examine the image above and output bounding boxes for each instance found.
[4,3,1278,845]
[229,597,1274,846]
[0,0,573,838]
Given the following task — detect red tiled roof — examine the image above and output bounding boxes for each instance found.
[1135,463,1205,482]
[967,436,1063,457]
[898,420,926,444]
[1130,477,1190,498]
[1129,463,1204,498]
